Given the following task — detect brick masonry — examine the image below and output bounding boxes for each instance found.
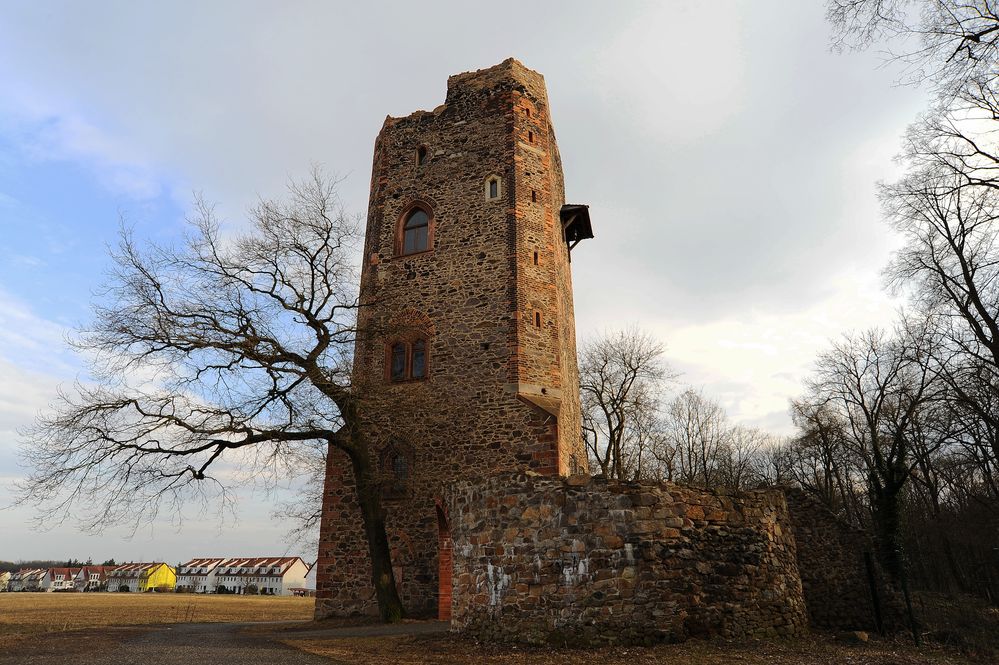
[315,59,586,620]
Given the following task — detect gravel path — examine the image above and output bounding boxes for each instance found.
[1,620,448,665]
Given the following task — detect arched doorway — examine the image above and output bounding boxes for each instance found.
[435,501,452,621]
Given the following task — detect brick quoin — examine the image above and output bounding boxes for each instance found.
[314,59,589,620]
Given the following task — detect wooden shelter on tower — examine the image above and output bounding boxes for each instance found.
[315,58,594,620]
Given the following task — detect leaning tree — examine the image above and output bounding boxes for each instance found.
[17,169,405,621]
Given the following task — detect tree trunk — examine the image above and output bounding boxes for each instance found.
[872,486,921,644]
[872,487,904,581]
[347,442,405,623]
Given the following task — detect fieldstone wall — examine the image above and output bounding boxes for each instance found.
[783,488,903,632]
[448,474,808,645]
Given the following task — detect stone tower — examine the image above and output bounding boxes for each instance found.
[315,58,593,620]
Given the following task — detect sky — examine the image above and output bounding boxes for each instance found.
[0,1,927,562]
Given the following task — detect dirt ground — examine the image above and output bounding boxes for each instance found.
[285,631,981,665]
[1,593,994,664]
[0,592,314,647]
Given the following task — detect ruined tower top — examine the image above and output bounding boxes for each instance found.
[445,58,550,106]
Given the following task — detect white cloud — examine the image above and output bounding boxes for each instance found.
[0,103,163,201]
[0,288,76,376]
[594,2,747,144]
[656,268,902,434]
[0,289,310,561]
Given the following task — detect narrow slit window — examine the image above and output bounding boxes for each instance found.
[533,251,539,265]
[531,189,537,202]
[528,131,534,143]
[485,175,501,201]
[417,146,427,165]
[534,312,542,327]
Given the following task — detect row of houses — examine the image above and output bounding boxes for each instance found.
[0,557,315,596]
[176,557,311,595]
[0,563,175,593]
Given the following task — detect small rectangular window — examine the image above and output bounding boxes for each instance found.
[528,131,534,143]
[390,343,406,381]
[404,225,428,254]
[533,251,539,265]
[489,179,498,198]
[534,312,542,327]
[531,190,537,202]
[411,340,426,378]
[392,454,409,480]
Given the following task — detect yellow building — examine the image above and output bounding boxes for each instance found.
[106,562,176,592]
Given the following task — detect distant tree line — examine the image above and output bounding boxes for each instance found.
[0,561,62,574]
[0,558,111,573]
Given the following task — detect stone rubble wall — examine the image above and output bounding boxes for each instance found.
[447,474,809,645]
[783,488,904,632]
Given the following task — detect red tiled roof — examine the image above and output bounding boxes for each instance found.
[107,562,168,577]
[76,566,108,578]
[47,567,82,579]
[177,558,227,575]
[211,557,305,577]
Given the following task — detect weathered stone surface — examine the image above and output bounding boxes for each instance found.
[784,488,905,632]
[315,58,586,620]
[447,474,809,646]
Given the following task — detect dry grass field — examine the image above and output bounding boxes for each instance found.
[0,592,314,647]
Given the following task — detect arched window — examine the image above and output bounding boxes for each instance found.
[400,207,430,255]
[387,338,429,382]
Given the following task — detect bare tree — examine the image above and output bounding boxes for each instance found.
[720,425,770,490]
[16,169,405,621]
[828,0,999,93]
[273,438,327,556]
[805,327,939,582]
[661,389,729,488]
[799,325,947,644]
[822,0,999,608]
[580,327,670,480]
[788,399,865,523]
[650,389,771,490]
